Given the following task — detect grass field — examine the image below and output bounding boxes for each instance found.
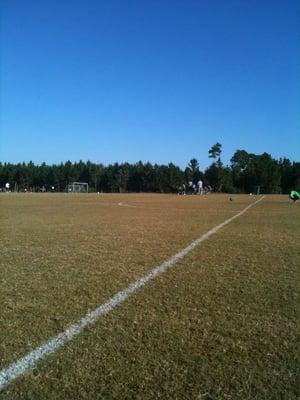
[0,193,299,399]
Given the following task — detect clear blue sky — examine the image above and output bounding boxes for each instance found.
[1,0,299,169]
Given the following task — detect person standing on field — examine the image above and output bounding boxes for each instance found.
[197,179,203,195]
[188,181,193,195]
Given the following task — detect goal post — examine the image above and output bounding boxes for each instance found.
[67,182,89,193]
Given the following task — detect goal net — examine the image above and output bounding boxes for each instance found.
[67,182,89,193]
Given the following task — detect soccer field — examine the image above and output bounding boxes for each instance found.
[0,193,299,399]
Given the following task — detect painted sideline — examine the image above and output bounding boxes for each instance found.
[0,196,265,391]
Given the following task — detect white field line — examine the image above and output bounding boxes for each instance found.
[117,202,143,208]
[0,196,265,391]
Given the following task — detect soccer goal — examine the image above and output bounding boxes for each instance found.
[67,182,89,193]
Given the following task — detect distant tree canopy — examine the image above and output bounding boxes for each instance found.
[208,142,222,160]
[0,145,299,194]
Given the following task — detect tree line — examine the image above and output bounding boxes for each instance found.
[0,144,299,194]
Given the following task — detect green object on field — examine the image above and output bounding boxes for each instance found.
[290,190,300,200]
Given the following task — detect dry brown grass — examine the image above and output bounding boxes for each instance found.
[0,193,299,399]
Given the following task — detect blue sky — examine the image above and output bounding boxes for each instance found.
[1,0,299,169]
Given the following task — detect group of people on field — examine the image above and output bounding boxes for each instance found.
[177,180,212,195]
[177,185,300,201]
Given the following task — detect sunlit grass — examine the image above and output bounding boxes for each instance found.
[0,193,298,399]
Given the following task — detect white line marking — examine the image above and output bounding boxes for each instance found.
[117,201,140,208]
[0,196,265,391]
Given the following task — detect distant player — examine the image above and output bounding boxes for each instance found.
[188,181,193,195]
[289,190,300,202]
[197,179,203,195]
